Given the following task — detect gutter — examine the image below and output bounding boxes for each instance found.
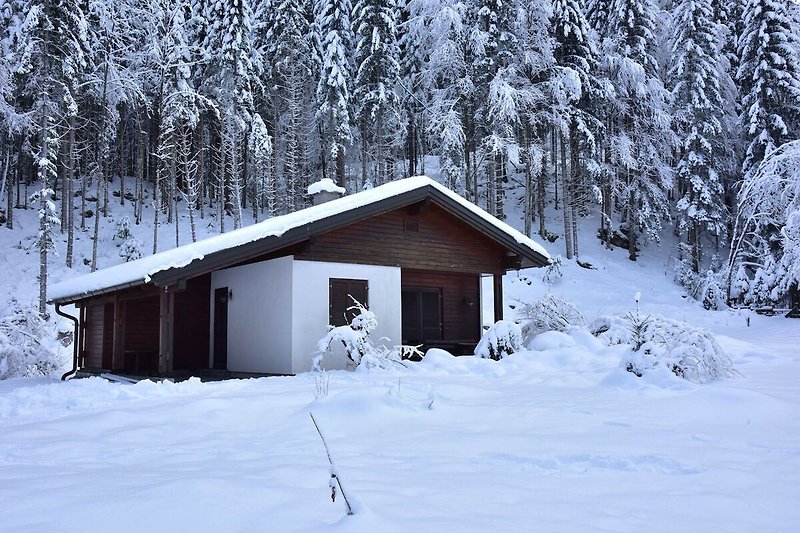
[49,278,148,306]
[56,303,80,381]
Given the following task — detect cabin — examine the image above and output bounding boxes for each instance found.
[50,176,550,378]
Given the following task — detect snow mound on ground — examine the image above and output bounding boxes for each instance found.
[0,376,209,418]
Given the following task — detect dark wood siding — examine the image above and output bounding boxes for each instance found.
[123,296,160,351]
[173,274,211,370]
[402,269,480,343]
[295,203,508,274]
[83,304,106,370]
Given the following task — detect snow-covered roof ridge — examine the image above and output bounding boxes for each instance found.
[307,177,346,195]
[50,176,550,303]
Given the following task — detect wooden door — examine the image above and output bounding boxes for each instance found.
[213,287,229,370]
[402,288,442,344]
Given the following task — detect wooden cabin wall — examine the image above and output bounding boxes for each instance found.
[83,303,107,370]
[123,296,160,352]
[295,204,508,274]
[173,274,211,370]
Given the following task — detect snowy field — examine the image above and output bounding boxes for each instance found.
[3,226,800,532]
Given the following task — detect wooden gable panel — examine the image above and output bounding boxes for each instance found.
[296,203,508,274]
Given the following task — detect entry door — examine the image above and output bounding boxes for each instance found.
[402,288,442,344]
[213,287,229,370]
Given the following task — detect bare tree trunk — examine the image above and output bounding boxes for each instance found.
[37,111,50,317]
[560,131,573,260]
[360,119,368,190]
[135,124,145,225]
[119,118,126,206]
[495,152,506,220]
[66,116,76,268]
[552,130,559,209]
[570,123,580,258]
[628,187,638,261]
[2,138,12,230]
[91,164,103,272]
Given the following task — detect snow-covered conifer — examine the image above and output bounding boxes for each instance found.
[315,0,354,188]
[669,0,732,273]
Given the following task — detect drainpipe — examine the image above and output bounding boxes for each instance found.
[56,303,80,381]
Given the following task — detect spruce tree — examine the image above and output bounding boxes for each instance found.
[315,0,354,188]
[352,0,400,186]
[670,0,730,273]
[737,0,800,178]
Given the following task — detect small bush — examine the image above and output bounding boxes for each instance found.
[475,320,522,361]
[516,293,584,342]
[314,299,404,371]
[0,299,65,379]
[543,255,563,285]
[591,311,736,383]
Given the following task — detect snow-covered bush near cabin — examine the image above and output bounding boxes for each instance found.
[516,293,584,342]
[475,320,522,361]
[0,299,65,379]
[314,299,404,371]
[590,312,736,383]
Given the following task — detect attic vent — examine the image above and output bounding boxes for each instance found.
[404,220,419,233]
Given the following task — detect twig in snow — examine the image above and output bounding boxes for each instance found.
[309,412,354,516]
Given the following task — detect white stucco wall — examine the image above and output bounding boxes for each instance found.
[210,256,293,374]
[291,260,402,373]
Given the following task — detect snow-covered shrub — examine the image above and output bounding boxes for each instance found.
[728,264,750,304]
[113,217,134,242]
[119,238,144,262]
[543,255,564,285]
[674,251,727,310]
[699,271,727,311]
[314,299,404,370]
[590,311,736,383]
[0,299,65,379]
[516,293,584,342]
[113,217,143,262]
[475,320,522,361]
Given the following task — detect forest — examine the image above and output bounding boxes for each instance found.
[0,0,799,316]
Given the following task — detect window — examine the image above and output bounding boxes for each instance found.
[329,278,369,326]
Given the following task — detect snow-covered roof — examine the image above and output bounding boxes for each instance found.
[50,176,550,303]
[307,178,346,196]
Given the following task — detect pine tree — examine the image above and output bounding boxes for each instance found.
[552,0,601,258]
[352,0,400,186]
[737,0,800,178]
[203,0,261,229]
[669,0,731,273]
[409,0,469,193]
[605,0,675,261]
[315,0,353,188]
[15,0,90,315]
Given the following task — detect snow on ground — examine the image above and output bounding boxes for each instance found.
[2,175,799,531]
[3,226,800,532]
[2,321,798,532]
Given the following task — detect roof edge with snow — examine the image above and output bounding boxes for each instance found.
[49,176,550,304]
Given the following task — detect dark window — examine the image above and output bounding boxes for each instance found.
[404,219,419,232]
[329,278,369,326]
